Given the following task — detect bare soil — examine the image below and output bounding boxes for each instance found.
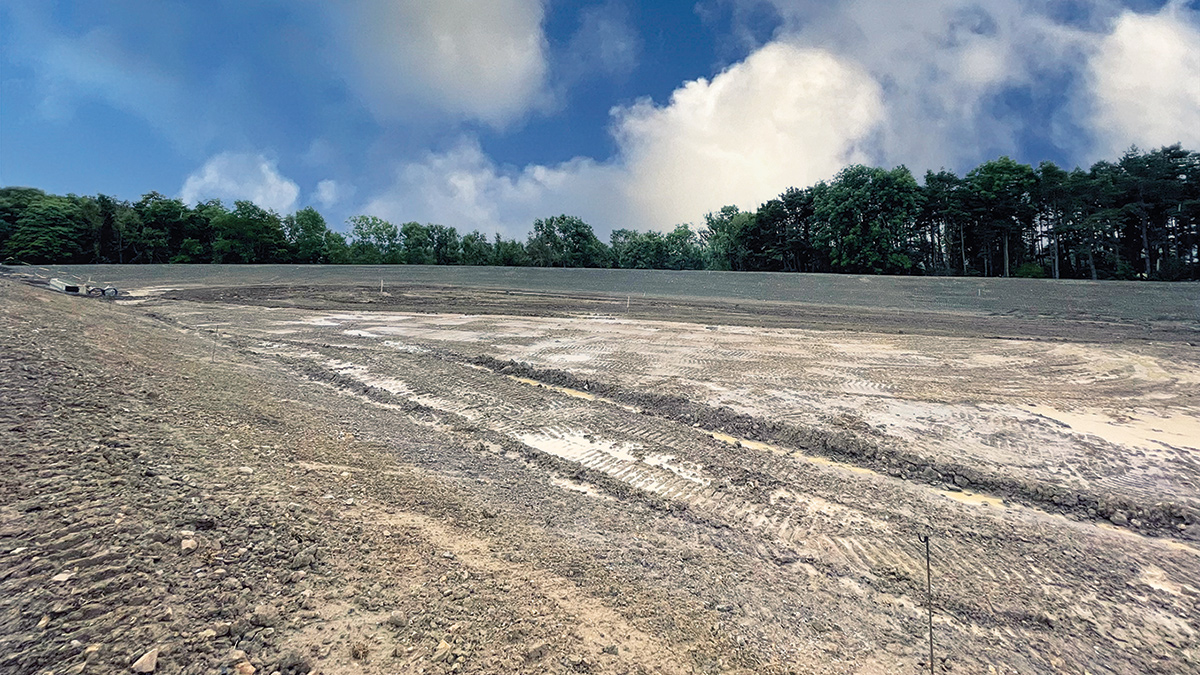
[2,274,1199,675]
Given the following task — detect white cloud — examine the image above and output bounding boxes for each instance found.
[613,42,883,229]
[362,42,883,238]
[330,0,549,126]
[360,4,1200,241]
[1086,3,1200,157]
[180,153,300,214]
[314,179,351,209]
[735,0,1108,170]
[362,139,623,238]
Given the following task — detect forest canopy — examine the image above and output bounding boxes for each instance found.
[3,145,1198,280]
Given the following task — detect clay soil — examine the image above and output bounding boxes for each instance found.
[2,272,1199,675]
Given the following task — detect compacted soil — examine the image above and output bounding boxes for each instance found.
[2,272,1198,675]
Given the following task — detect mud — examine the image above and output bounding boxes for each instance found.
[3,271,1199,674]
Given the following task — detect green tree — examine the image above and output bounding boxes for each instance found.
[1034,161,1073,279]
[664,224,704,270]
[0,187,47,256]
[348,215,401,264]
[749,188,817,272]
[322,230,352,264]
[137,192,209,263]
[813,165,924,274]
[87,194,135,263]
[1115,145,1196,279]
[918,171,970,275]
[428,224,461,265]
[700,206,753,271]
[490,235,528,266]
[211,201,289,263]
[965,157,1036,277]
[400,222,434,264]
[527,215,608,267]
[1,194,89,263]
[460,231,493,265]
[610,229,667,269]
[1078,161,1125,279]
[285,207,333,263]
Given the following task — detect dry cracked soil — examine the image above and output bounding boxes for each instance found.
[2,270,1199,675]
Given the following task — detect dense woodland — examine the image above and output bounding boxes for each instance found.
[3,145,1198,280]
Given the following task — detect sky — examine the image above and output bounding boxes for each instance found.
[2,0,1199,241]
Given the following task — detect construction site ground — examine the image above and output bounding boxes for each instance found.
[1,267,1198,675]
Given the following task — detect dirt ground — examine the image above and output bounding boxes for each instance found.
[2,275,1198,675]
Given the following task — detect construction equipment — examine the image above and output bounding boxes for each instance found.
[48,278,118,296]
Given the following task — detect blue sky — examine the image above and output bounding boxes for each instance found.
[2,0,1199,240]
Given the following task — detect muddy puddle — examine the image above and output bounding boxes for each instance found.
[508,376,641,412]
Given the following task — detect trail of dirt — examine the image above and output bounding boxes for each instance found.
[4,277,1200,675]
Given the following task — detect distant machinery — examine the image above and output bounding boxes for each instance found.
[49,278,118,296]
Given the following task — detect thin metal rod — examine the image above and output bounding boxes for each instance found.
[920,533,934,674]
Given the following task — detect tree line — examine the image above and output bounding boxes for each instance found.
[2,144,1197,280]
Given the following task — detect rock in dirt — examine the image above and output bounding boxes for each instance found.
[250,604,279,627]
[237,466,255,475]
[431,640,452,663]
[289,550,316,569]
[180,539,198,553]
[525,642,550,662]
[234,661,256,675]
[131,648,159,672]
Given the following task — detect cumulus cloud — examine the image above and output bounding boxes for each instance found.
[362,42,883,238]
[355,3,1200,240]
[180,153,300,214]
[330,0,549,126]
[614,42,883,229]
[314,179,352,209]
[1086,3,1200,156]
[362,139,623,238]
[728,0,1105,169]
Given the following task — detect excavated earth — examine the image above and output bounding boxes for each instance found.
[2,271,1199,675]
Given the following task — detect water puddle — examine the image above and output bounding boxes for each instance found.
[511,377,597,401]
[1096,523,1200,556]
[550,476,616,500]
[643,453,709,485]
[507,377,641,412]
[1027,404,1200,452]
[934,490,1006,508]
[707,431,878,477]
[518,431,640,463]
